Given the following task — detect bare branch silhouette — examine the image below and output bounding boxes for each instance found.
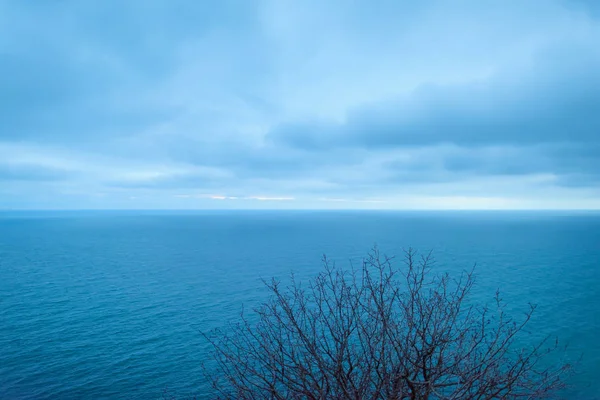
[203,247,572,399]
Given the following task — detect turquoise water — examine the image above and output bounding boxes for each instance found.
[1,211,599,398]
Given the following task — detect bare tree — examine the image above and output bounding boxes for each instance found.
[202,248,572,399]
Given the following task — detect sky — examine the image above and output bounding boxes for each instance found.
[1,0,600,210]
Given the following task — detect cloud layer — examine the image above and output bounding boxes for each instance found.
[1,0,599,209]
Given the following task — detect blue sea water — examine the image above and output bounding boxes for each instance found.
[0,210,599,399]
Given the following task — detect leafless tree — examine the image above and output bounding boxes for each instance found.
[202,248,573,399]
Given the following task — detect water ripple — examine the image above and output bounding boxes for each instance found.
[1,211,598,398]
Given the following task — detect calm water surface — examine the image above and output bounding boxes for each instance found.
[1,211,599,398]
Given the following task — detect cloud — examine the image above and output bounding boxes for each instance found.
[268,44,600,149]
[0,164,71,182]
[1,0,600,209]
[247,196,295,201]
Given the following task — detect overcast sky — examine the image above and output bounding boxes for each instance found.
[1,0,600,209]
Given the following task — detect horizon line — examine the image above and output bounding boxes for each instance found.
[1,208,599,212]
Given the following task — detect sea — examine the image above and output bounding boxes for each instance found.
[1,210,599,399]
